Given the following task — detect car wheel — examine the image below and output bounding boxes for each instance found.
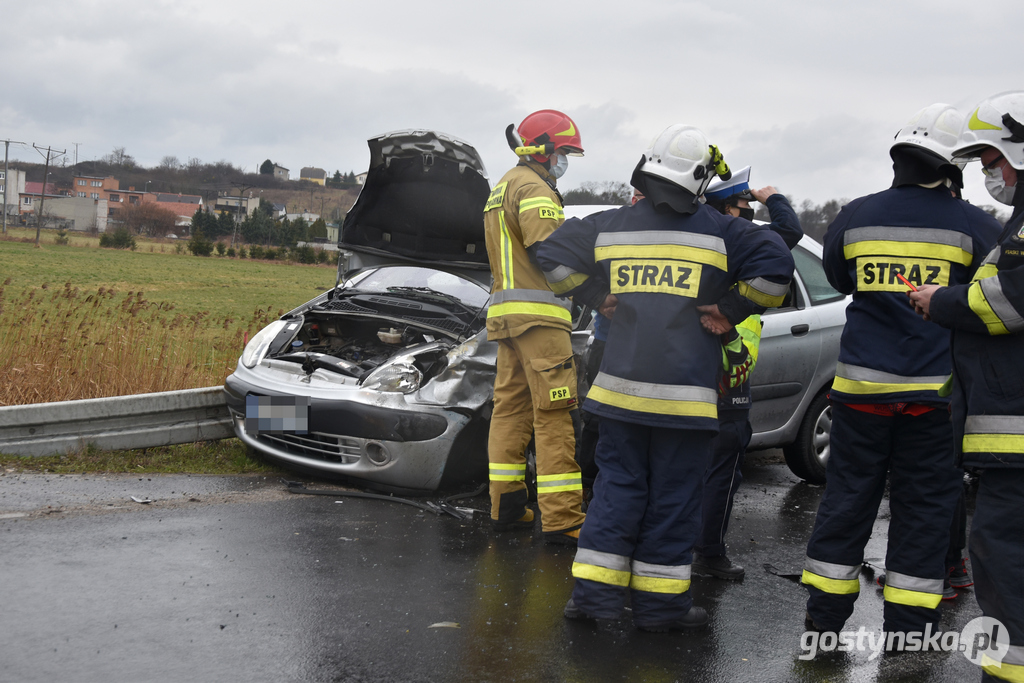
[783,390,831,484]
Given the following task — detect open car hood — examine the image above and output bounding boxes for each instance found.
[340,130,491,274]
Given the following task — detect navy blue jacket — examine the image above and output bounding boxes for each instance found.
[536,199,793,430]
[822,185,1002,405]
[930,208,1024,467]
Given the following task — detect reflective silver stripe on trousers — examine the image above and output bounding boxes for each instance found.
[631,559,691,581]
[804,557,860,581]
[843,226,974,253]
[488,288,571,309]
[1001,644,1024,666]
[965,415,1024,435]
[489,466,525,477]
[536,477,580,489]
[592,372,718,403]
[979,276,1024,332]
[595,230,727,255]
[836,362,948,386]
[574,548,631,573]
[884,570,943,595]
[742,277,789,297]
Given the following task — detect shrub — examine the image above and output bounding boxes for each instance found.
[294,244,317,264]
[226,247,236,258]
[248,245,264,260]
[187,227,214,256]
[54,229,69,246]
[237,247,247,259]
[264,247,277,260]
[215,241,227,256]
[99,226,138,250]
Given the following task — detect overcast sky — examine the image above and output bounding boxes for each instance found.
[3,0,1019,210]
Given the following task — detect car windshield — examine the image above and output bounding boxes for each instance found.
[793,246,844,305]
[346,266,489,308]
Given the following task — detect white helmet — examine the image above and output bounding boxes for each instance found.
[891,103,963,162]
[639,124,716,196]
[954,91,1024,170]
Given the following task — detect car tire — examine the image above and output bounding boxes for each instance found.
[783,390,831,485]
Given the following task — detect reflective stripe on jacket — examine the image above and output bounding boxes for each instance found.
[930,209,1024,467]
[822,186,1002,405]
[535,199,793,430]
[483,161,571,339]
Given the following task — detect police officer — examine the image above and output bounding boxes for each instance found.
[695,168,803,580]
[536,124,794,630]
[483,110,587,545]
[802,104,1002,637]
[908,91,1024,681]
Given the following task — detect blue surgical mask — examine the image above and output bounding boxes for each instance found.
[549,154,568,179]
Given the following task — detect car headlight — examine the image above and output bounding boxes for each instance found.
[241,320,288,368]
[361,359,423,393]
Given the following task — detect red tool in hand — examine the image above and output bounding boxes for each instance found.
[896,273,918,292]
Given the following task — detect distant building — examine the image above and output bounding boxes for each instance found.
[285,211,319,223]
[273,165,289,181]
[44,197,109,232]
[355,172,368,185]
[73,175,118,201]
[19,181,61,215]
[1,168,26,220]
[146,193,204,226]
[271,203,287,220]
[215,191,259,220]
[300,167,327,186]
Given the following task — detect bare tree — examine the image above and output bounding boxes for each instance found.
[103,146,136,168]
[159,155,182,171]
[119,202,178,238]
[186,157,203,176]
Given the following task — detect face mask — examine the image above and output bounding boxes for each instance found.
[549,154,568,179]
[738,207,755,221]
[985,172,1016,205]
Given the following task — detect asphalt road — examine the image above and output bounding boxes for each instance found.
[0,453,985,683]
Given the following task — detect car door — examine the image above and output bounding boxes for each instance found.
[749,241,847,440]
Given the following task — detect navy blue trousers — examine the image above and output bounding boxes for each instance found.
[696,412,751,556]
[805,402,962,633]
[972,469,1024,682]
[572,417,714,624]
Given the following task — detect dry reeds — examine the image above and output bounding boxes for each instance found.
[0,280,279,406]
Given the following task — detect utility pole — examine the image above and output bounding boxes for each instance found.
[229,181,255,248]
[32,144,66,246]
[2,138,25,235]
[72,142,81,167]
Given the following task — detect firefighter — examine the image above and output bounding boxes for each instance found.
[908,91,1024,681]
[695,168,803,580]
[802,104,1002,638]
[483,109,588,545]
[536,124,794,630]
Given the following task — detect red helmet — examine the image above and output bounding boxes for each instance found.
[511,109,584,162]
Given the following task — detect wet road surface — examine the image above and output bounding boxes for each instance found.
[0,453,984,682]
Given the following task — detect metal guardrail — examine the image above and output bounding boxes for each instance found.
[0,387,232,457]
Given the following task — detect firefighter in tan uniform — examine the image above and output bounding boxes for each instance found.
[484,109,586,545]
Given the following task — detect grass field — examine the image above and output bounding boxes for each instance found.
[1,227,337,406]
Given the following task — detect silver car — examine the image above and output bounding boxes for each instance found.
[224,130,592,493]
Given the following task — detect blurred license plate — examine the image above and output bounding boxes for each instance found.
[245,395,310,434]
